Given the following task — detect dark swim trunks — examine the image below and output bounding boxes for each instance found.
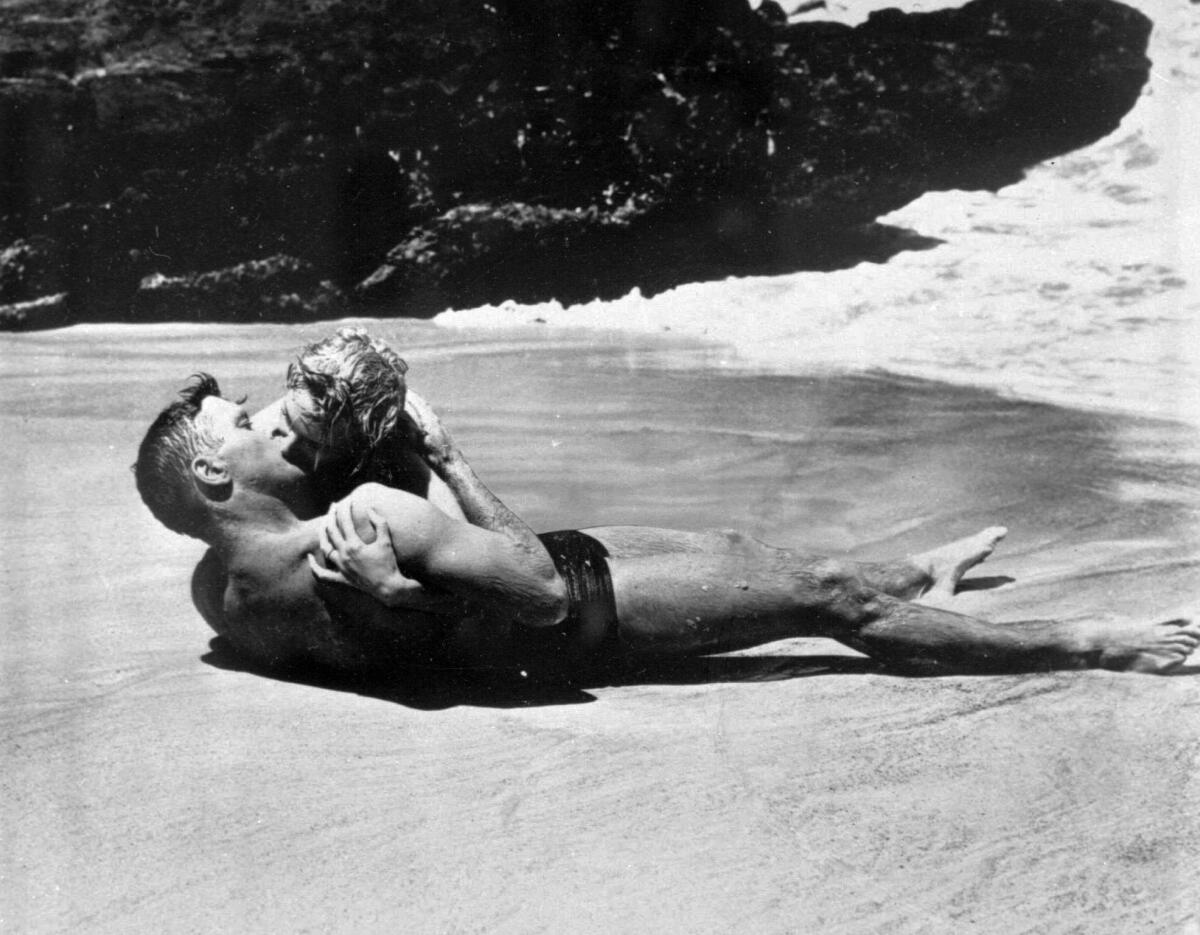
[508,530,621,678]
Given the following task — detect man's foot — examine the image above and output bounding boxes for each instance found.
[1096,618,1200,673]
[912,526,1008,602]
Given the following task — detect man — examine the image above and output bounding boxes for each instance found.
[135,374,1200,679]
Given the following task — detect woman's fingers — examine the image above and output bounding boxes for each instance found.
[324,503,345,552]
[320,523,335,562]
[367,509,391,545]
[334,498,357,543]
[308,553,351,586]
[323,500,387,579]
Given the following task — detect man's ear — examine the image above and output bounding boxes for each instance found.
[191,454,231,497]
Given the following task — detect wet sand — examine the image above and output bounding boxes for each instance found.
[4,322,1200,933]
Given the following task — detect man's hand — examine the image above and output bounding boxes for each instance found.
[310,499,461,614]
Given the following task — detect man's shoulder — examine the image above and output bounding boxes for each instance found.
[191,548,228,634]
[218,534,317,617]
[342,481,407,509]
[341,481,442,526]
[219,548,342,667]
[189,547,301,627]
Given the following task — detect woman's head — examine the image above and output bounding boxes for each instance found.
[281,328,408,474]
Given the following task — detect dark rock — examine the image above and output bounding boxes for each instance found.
[132,255,345,323]
[0,236,64,302]
[356,199,652,312]
[0,0,1152,329]
[0,292,72,331]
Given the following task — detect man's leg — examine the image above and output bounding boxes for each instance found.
[584,524,1005,605]
[853,526,1007,601]
[585,526,1200,674]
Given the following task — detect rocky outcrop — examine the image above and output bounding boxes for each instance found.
[0,292,71,331]
[131,255,343,323]
[0,0,1151,329]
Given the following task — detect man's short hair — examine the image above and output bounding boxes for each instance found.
[134,373,223,539]
[286,327,408,472]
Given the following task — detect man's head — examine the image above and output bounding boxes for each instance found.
[135,374,308,540]
[135,374,224,539]
[277,328,408,475]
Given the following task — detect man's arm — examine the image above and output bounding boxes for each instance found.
[325,483,567,628]
[404,390,547,555]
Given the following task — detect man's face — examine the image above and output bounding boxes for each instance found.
[253,389,352,475]
[196,396,307,492]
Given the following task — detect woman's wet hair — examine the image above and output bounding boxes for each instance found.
[286,328,409,474]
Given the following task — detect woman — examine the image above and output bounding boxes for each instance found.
[257,328,559,616]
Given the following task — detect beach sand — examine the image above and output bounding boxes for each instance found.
[3,322,1200,933]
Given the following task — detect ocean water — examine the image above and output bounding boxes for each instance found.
[435,0,1200,426]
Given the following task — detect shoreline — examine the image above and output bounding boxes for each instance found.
[9,311,1197,429]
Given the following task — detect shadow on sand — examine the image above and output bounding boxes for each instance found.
[202,632,1200,712]
[201,636,884,711]
[955,575,1016,593]
[198,574,1050,709]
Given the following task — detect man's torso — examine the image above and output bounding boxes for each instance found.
[198,526,449,673]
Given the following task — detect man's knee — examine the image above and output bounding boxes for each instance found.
[808,557,856,589]
[797,558,882,625]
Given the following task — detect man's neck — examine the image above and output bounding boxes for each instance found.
[205,489,319,564]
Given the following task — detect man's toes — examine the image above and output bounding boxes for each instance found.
[1161,618,1199,638]
[967,527,1007,562]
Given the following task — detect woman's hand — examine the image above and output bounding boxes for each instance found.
[403,389,455,468]
[309,499,460,614]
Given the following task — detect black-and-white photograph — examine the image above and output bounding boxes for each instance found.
[3,0,1197,931]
